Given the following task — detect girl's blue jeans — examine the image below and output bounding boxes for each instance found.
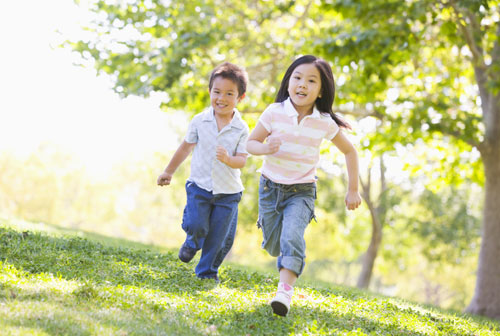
[181,181,242,278]
[257,175,316,276]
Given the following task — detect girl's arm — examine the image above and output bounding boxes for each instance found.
[246,123,281,155]
[331,131,362,210]
[157,140,196,186]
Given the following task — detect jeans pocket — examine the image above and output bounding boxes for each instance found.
[303,197,316,223]
[258,215,270,244]
[181,206,189,233]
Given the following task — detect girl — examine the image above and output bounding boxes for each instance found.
[246,55,361,316]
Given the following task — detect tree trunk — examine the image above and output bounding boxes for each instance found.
[357,203,382,289]
[357,156,386,289]
[466,92,500,319]
[466,143,500,319]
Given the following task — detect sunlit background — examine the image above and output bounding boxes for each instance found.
[0,0,179,177]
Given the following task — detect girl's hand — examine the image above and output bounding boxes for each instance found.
[216,145,230,164]
[345,190,361,210]
[157,172,173,186]
[267,137,282,154]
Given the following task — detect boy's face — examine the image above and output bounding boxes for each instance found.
[209,76,242,117]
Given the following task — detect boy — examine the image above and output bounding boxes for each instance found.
[157,62,249,281]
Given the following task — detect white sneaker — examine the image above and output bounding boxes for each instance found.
[271,282,293,316]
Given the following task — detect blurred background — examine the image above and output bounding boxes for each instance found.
[1,0,496,314]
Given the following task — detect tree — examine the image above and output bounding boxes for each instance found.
[317,0,500,319]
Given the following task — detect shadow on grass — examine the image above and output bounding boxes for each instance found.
[1,297,206,336]
[3,312,94,336]
[0,227,204,295]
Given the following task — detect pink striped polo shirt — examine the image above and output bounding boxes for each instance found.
[258,98,339,184]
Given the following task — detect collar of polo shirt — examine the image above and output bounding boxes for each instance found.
[283,98,321,119]
[202,107,245,130]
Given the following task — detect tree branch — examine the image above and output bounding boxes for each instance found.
[446,0,492,127]
[448,1,486,69]
[359,163,372,204]
[435,127,480,148]
[492,20,500,67]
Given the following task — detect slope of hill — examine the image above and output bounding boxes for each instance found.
[0,218,498,335]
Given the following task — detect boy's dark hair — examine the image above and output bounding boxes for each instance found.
[275,55,350,129]
[209,62,248,98]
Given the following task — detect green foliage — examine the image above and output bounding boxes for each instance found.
[412,187,481,262]
[316,0,500,166]
[238,155,261,229]
[370,179,483,310]
[68,0,499,164]
[67,0,322,115]
[1,222,499,335]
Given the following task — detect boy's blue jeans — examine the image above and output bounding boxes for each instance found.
[257,175,316,276]
[182,181,242,278]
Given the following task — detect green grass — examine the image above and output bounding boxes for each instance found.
[0,219,499,335]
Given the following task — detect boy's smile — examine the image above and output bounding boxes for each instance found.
[210,77,242,118]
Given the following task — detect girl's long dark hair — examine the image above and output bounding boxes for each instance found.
[275,55,350,129]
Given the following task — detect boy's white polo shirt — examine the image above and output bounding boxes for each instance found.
[185,107,249,194]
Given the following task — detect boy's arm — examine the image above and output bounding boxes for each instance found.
[157,141,196,186]
[246,122,281,155]
[216,125,249,168]
[331,131,362,210]
[216,147,248,168]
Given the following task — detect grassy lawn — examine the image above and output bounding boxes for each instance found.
[0,218,499,335]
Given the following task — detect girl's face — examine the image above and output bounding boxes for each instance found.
[287,63,322,113]
[209,76,242,118]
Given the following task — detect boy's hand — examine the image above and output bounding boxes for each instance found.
[216,145,230,165]
[345,190,362,210]
[267,137,282,154]
[157,172,173,186]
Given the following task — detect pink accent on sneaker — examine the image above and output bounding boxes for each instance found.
[271,282,294,316]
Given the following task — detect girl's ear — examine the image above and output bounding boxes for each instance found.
[239,93,246,100]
